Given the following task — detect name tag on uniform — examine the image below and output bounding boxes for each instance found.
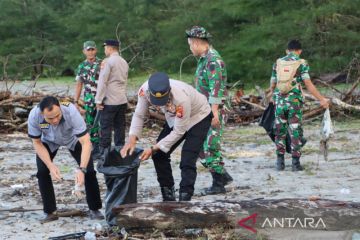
[39,123,50,129]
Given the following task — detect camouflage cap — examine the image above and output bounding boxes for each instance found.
[185,26,212,39]
[83,41,96,50]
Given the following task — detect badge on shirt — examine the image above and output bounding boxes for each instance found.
[60,101,70,107]
[176,105,184,118]
[39,123,50,129]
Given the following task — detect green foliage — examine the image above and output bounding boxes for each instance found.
[0,0,359,85]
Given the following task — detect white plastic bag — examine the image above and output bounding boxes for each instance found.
[72,169,85,199]
[320,109,334,141]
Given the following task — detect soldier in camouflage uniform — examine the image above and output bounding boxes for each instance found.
[186,26,233,195]
[74,41,101,158]
[269,40,329,171]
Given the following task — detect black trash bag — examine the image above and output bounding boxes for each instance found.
[97,147,143,226]
[259,102,292,154]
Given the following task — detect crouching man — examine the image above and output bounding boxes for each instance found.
[28,96,103,223]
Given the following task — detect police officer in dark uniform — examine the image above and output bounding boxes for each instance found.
[28,96,103,223]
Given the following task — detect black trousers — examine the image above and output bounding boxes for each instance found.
[152,113,212,195]
[36,142,102,213]
[100,104,127,148]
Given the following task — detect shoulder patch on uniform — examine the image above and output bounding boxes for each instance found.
[176,105,184,118]
[209,62,216,71]
[100,60,107,69]
[39,123,50,129]
[60,101,70,107]
[139,88,145,97]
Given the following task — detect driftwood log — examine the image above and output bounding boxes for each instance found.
[113,199,360,231]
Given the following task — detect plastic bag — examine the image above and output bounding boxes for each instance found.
[97,147,143,226]
[73,169,85,199]
[320,109,334,141]
[259,102,293,153]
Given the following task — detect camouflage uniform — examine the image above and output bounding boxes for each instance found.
[75,57,101,144]
[270,52,310,158]
[193,45,229,174]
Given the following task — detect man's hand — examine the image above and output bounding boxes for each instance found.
[75,170,85,186]
[121,142,136,158]
[49,164,62,181]
[267,91,274,104]
[211,114,221,128]
[320,98,330,109]
[96,104,104,110]
[139,148,152,161]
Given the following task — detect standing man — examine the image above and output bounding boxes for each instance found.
[95,39,129,155]
[28,96,103,223]
[186,26,233,195]
[74,40,101,158]
[121,72,212,201]
[269,39,329,171]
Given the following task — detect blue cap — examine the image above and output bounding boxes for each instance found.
[148,72,171,106]
[103,39,120,47]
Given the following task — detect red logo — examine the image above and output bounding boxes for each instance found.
[139,88,145,97]
[238,213,258,233]
[176,105,184,118]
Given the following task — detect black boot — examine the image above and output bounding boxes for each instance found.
[292,157,304,171]
[276,154,285,171]
[161,186,176,201]
[179,192,192,201]
[203,172,226,195]
[222,169,233,186]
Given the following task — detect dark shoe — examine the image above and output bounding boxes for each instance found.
[161,186,176,201]
[179,192,192,201]
[40,212,58,224]
[292,157,304,171]
[276,154,285,171]
[203,172,226,195]
[222,169,233,186]
[89,210,104,220]
[203,185,226,195]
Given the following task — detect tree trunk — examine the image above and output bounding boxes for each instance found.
[112,199,360,231]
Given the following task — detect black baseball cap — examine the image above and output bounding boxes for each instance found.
[103,39,120,47]
[148,72,171,106]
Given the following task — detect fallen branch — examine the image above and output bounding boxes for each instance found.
[0,207,42,212]
[342,77,360,102]
[303,106,324,119]
[313,79,343,95]
[239,98,265,110]
[331,97,360,111]
[0,207,87,217]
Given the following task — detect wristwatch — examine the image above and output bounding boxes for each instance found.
[150,146,157,154]
[79,167,87,174]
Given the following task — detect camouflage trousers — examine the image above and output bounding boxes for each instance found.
[200,109,227,174]
[274,98,303,158]
[83,93,100,144]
